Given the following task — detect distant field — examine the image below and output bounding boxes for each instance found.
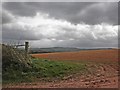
[31,49,118,62]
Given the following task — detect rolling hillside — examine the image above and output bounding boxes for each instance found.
[30,47,114,54]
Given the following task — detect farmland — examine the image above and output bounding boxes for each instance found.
[31,49,118,63]
[16,49,119,88]
[3,46,119,88]
[31,49,119,88]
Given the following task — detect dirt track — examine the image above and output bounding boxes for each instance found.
[4,76,118,88]
[4,63,119,88]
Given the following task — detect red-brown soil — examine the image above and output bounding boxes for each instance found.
[31,49,118,62]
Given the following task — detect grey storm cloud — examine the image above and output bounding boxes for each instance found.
[2,10,15,24]
[2,2,118,25]
[2,2,118,48]
[78,3,118,25]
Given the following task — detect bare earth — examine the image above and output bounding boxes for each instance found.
[31,49,118,62]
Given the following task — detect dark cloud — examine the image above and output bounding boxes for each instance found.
[3,2,118,25]
[118,2,120,25]
[78,2,118,25]
[2,2,36,16]
[2,10,14,24]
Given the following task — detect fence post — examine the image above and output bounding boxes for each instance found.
[25,42,29,60]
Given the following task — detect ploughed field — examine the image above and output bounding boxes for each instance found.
[31,49,118,63]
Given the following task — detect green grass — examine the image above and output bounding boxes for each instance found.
[32,58,86,78]
[3,58,87,84]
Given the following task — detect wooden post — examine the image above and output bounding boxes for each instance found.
[25,42,29,60]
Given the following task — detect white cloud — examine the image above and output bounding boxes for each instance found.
[3,12,118,48]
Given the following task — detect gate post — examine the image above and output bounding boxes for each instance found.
[25,42,29,59]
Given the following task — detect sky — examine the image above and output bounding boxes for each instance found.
[2,2,118,48]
